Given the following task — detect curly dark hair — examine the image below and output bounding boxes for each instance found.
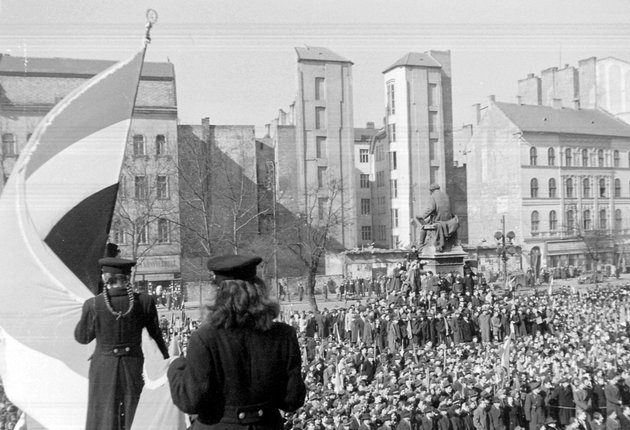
[206,276,280,331]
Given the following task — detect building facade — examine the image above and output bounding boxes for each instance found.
[354,123,379,247]
[292,46,358,250]
[372,51,463,249]
[467,99,630,272]
[0,54,181,287]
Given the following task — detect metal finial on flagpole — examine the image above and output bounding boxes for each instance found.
[144,9,159,45]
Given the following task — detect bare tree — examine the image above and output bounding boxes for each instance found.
[176,128,215,258]
[567,205,612,269]
[176,126,271,259]
[112,154,179,282]
[211,159,271,254]
[279,178,352,311]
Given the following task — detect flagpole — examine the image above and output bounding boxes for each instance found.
[112,9,159,273]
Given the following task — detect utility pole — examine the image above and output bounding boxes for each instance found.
[267,160,279,298]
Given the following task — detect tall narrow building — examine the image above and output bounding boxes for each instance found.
[292,46,358,249]
[374,51,462,248]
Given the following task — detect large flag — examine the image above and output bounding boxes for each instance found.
[0,49,183,429]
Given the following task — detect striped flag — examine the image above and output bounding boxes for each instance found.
[334,359,344,394]
[501,336,511,371]
[0,49,183,429]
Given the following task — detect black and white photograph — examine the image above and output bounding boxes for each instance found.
[1,1,630,429]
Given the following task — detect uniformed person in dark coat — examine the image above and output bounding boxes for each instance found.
[75,257,169,430]
[167,254,306,429]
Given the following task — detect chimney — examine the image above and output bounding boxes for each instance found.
[201,117,210,142]
[527,73,535,79]
[552,98,562,109]
[278,109,287,125]
[472,103,481,125]
[265,123,271,137]
[289,103,295,125]
[488,95,496,103]
[366,122,375,129]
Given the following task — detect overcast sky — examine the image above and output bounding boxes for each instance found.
[1,0,630,135]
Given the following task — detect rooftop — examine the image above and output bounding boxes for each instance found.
[495,102,630,138]
[0,54,174,80]
[294,46,352,64]
[354,126,380,142]
[383,52,442,74]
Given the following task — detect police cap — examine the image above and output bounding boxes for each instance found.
[99,257,136,275]
[207,254,262,283]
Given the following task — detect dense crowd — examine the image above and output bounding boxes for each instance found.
[278,271,630,430]
[147,282,185,310]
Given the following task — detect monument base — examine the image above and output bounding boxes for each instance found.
[419,245,469,275]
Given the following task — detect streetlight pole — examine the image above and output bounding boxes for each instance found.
[495,215,518,291]
[476,239,487,270]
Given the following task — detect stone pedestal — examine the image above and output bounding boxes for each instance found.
[419,245,469,275]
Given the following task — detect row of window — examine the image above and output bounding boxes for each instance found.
[361,224,395,241]
[358,148,397,168]
[529,147,626,168]
[111,218,171,245]
[124,175,171,200]
[361,191,404,216]
[132,134,168,157]
[530,209,622,232]
[385,80,439,116]
[373,173,399,197]
[529,177,627,199]
[374,145,386,162]
[362,225,400,242]
[0,133,170,158]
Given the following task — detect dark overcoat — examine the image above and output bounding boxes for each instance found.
[524,392,546,430]
[168,321,306,429]
[74,287,169,430]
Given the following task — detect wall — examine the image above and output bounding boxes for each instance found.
[517,74,542,105]
[466,101,523,247]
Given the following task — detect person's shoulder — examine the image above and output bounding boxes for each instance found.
[272,321,299,335]
[83,295,97,308]
[136,292,158,305]
[188,321,221,345]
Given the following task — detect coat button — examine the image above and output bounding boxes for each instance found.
[113,348,118,353]
[258,410,264,417]
[125,347,130,352]
[238,412,246,420]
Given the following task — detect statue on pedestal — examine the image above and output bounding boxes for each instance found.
[416,183,459,253]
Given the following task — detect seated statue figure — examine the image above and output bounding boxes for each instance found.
[416,183,459,252]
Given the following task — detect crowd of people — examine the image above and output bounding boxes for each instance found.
[4,257,629,430]
[276,265,630,430]
[147,282,185,310]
